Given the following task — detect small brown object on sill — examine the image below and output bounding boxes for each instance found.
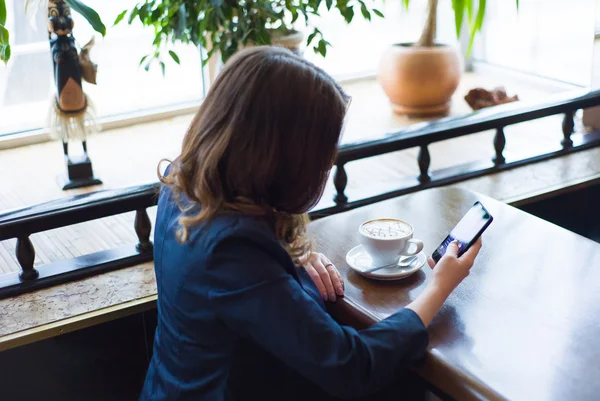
[464,87,519,110]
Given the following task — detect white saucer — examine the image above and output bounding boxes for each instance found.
[346,245,426,281]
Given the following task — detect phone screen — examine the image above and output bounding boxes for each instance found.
[433,202,492,261]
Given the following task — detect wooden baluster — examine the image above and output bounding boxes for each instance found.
[418,145,431,183]
[493,127,506,164]
[561,111,574,148]
[135,209,153,252]
[16,236,39,281]
[333,163,348,205]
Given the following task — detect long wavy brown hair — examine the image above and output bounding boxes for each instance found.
[159,46,349,260]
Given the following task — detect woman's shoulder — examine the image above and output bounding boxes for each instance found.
[206,213,281,254]
[204,214,297,290]
[157,185,288,263]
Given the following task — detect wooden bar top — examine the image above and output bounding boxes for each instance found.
[309,187,600,401]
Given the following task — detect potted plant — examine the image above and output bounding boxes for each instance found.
[378,0,518,116]
[114,0,383,74]
[0,0,105,63]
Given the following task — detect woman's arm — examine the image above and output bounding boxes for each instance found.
[207,237,428,400]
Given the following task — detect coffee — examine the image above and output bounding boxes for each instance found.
[358,218,423,267]
[359,219,412,239]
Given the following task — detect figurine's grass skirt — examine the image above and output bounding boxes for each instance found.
[47,95,97,142]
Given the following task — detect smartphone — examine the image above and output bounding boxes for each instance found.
[431,201,493,263]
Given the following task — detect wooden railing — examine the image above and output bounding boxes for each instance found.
[319,88,600,215]
[1,88,600,298]
[0,184,159,298]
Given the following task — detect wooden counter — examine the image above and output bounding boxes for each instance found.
[312,187,600,401]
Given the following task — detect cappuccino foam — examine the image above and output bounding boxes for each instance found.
[360,219,411,239]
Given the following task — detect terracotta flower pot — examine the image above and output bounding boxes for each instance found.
[378,43,461,116]
[270,30,304,56]
[207,30,304,84]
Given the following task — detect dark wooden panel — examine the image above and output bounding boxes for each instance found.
[519,182,600,241]
[0,312,151,401]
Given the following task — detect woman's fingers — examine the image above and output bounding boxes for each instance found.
[327,263,344,296]
[302,252,345,301]
[427,257,436,269]
[304,264,328,301]
[321,255,344,296]
[460,238,483,264]
[313,257,337,302]
[336,266,345,291]
[445,240,460,257]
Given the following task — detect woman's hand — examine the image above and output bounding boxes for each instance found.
[300,252,344,302]
[427,239,482,293]
[407,239,482,327]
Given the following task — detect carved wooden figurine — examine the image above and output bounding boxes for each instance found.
[47,0,101,189]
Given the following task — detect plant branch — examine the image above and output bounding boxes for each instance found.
[416,0,438,47]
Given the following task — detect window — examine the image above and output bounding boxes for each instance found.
[305,0,458,79]
[1,0,597,138]
[0,0,205,137]
[472,0,597,86]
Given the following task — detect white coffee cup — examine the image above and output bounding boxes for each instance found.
[358,218,424,267]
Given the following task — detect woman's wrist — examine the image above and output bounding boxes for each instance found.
[406,280,454,327]
[427,277,456,299]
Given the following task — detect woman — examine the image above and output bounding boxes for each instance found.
[140,46,481,401]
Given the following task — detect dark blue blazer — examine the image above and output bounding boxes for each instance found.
[139,187,429,401]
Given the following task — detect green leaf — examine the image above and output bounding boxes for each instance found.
[466,0,474,25]
[300,8,309,24]
[65,0,106,36]
[138,4,148,22]
[515,0,519,10]
[241,28,256,43]
[222,4,233,20]
[160,61,165,77]
[222,42,238,62]
[402,0,410,10]
[113,10,127,25]
[204,47,216,66]
[169,50,180,64]
[359,2,371,20]
[452,0,465,39]
[307,29,320,46]
[139,55,149,66]
[317,40,327,57]
[128,6,139,24]
[1,43,10,63]
[342,6,354,23]
[0,23,8,45]
[474,0,486,32]
[151,7,162,22]
[256,28,271,45]
[466,0,486,57]
[373,9,384,18]
[0,0,6,26]
[326,0,332,9]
